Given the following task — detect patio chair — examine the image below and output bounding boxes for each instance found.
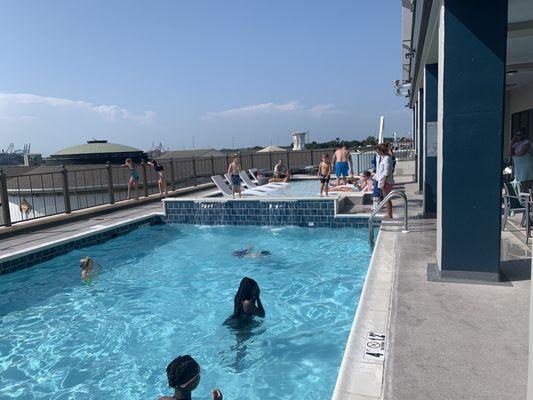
[502,181,527,230]
[223,173,275,193]
[238,171,281,191]
[248,168,287,186]
[211,175,263,197]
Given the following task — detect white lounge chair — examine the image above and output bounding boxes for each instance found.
[211,175,263,197]
[248,168,287,186]
[238,171,281,191]
[223,174,275,193]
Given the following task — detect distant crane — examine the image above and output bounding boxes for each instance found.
[149,141,169,157]
[3,143,14,153]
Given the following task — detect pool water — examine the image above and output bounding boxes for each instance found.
[0,224,371,400]
[264,179,340,197]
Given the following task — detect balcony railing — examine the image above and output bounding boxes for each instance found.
[0,146,415,227]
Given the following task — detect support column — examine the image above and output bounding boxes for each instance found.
[423,64,438,215]
[413,102,418,183]
[435,0,507,281]
[417,89,424,193]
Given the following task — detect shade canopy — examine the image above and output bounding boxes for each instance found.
[257,145,286,153]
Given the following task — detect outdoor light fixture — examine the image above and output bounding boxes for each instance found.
[507,70,518,76]
[405,51,415,59]
[393,80,411,97]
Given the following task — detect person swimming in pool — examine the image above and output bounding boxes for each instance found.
[225,277,265,322]
[160,355,223,400]
[232,242,271,258]
[80,256,100,282]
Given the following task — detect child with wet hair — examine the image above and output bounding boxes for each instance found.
[80,256,95,282]
[160,355,222,400]
[230,277,265,319]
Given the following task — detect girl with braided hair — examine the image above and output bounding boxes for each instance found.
[226,277,265,322]
[160,355,222,400]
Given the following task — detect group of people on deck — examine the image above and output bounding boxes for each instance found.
[227,154,291,198]
[317,144,395,219]
[227,144,395,218]
[121,158,168,201]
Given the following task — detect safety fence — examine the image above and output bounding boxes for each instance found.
[0,146,414,227]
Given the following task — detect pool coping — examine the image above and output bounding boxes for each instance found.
[332,227,396,400]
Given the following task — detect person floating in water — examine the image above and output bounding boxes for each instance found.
[80,256,100,283]
[232,242,271,258]
[226,277,265,322]
[160,355,223,400]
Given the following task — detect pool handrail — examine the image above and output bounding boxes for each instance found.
[368,189,408,245]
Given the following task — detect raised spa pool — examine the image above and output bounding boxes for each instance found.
[0,224,371,399]
[262,179,340,197]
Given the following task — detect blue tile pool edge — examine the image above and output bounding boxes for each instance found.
[162,197,373,228]
[0,214,164,276]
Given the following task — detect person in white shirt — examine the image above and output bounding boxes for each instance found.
[375,144,394,219]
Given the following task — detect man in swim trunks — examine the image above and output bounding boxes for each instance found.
[331,146,352,186]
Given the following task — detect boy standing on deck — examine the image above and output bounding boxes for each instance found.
[318,153,332,197]
[227,154,242,199]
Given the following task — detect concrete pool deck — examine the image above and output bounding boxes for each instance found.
[383,220,530,400]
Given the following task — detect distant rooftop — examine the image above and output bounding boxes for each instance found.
[52,140,142,156]
[156,148,226,160]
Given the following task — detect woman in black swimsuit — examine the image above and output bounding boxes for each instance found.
[228,277,265,321]
[159,355,222,400]
[148,159,168,197]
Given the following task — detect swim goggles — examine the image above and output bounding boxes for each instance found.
[179,371,200,388]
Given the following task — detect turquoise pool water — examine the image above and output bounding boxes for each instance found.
[264,179,339,197]
[0,224,371,399]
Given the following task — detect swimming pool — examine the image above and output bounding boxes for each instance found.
[262,179,339,197]
[0,224,371,399]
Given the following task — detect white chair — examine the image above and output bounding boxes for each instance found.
[248,168,287,186]
[238,171,281,191]
[211,175,264,196]
[223,173,275,193]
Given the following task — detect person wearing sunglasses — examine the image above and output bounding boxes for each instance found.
[160,355,222,400]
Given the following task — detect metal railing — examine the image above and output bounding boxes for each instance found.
[368,190,409,245]
[0,146,415,227]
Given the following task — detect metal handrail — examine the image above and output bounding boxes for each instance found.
[368,189,409,244]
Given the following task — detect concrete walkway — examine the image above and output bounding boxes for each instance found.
[0,202,164,259]
[383,220,530,400]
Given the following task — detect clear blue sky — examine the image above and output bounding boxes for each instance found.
[0,0,409,154]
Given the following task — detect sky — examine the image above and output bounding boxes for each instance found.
[0,0,410,155]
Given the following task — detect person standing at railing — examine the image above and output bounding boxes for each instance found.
[374,145,394,219]
[227,154,242,199]
[384,142,397,173]
[147,159,168,197]
[121,158,140,201]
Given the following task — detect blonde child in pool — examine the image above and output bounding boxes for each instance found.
[80,256,99,282]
